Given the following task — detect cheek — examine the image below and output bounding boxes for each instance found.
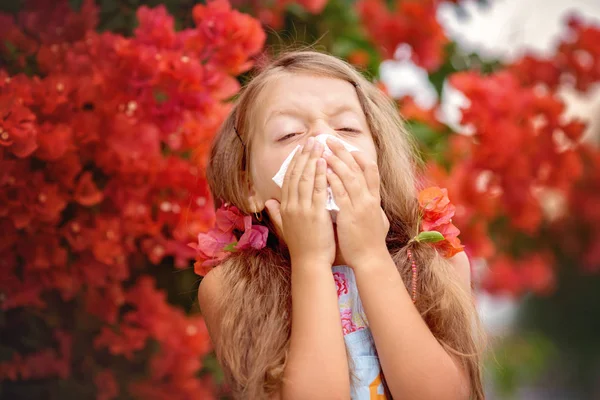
[359,138,378,163]
[250,155,284,200]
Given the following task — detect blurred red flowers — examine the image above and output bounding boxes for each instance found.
[357,0,450,71]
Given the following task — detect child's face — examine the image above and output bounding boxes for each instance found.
[248,73,378,209]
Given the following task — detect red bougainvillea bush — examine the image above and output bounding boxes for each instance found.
[372,1,600,296]
[431,15,600,296]
[0,0,264,397]
[2,0,600,397]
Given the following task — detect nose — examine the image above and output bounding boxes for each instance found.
[306,120,338,142]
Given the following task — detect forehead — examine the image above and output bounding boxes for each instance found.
[255,73,363,125]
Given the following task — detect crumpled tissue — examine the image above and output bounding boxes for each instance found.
[272,134,359,222]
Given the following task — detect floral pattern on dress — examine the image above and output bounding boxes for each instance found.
[340,307,363,335]
[334,271,349,297]
[333,265,369,336]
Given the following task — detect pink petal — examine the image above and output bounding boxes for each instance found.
[243,215,252,231]
[195,229,236,257]
[236,225,268,250]
[214,206,245,232]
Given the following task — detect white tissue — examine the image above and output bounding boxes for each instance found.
[272,134,359,222]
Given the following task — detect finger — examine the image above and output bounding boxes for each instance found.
[326,137,367,185]
[313,157,328,209]
[324,151,364,204]
[281,144,303,206]
[298,140,324,207]
[326,169,352,210]
[288,138,316,205]
[264,199,283,237]
[352,151,380,199]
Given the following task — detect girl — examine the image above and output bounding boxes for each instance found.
[197,50,485,400]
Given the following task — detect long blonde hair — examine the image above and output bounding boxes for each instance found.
[205,50,485,399]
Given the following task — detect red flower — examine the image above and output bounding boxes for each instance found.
[417,186,464,258]
[0,99,38,158]
[0,0,266,397]
[135,5,177,49]
[356,0,448,71]
[190,0,266,75]
[483,253,555,297]
[85,284,125,324]
[449,70,586,234]
[73,172,103,206]
[296,0,327,13]
[347,49,370,69]
[95,369,119,400]
[0,330,71,380]
[94,326,148,360]
[511,15,600,92]
[35,123,73,161]
[399,96,444,131]
[482,256,522,297]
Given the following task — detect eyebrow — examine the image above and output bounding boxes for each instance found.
[265,103,361,125]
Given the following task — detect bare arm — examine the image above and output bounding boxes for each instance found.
[353,252,471,400]
[281,261,350,400]
[198,263,350,400]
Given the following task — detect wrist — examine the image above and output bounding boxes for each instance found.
[350,249,394,273]
[291,257,332,271]
[349,246,392,269]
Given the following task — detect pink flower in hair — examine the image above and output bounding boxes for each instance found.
[189,203,268,276]
[236,216,269,250]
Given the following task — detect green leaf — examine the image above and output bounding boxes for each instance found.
[416,231,445,243]
[223,242,238,252]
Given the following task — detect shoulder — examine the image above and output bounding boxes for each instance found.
[198,265,225,303]
[197,265,226,344]
[448,251,471,293]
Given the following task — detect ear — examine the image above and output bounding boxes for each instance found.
[247,192,264,213]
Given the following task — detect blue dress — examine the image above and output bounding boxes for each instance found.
[332,265,390,399]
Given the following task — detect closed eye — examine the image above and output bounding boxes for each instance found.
[337,127,361,133]
[278,132,301,142]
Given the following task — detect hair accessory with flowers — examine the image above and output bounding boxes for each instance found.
[406,186,464,303]
[410,186,464,258]
[188,203,269,276]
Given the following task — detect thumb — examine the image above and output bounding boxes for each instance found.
[264,199,284,237]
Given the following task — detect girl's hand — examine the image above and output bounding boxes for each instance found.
[324,137,390,269]
[265,137,336,268]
